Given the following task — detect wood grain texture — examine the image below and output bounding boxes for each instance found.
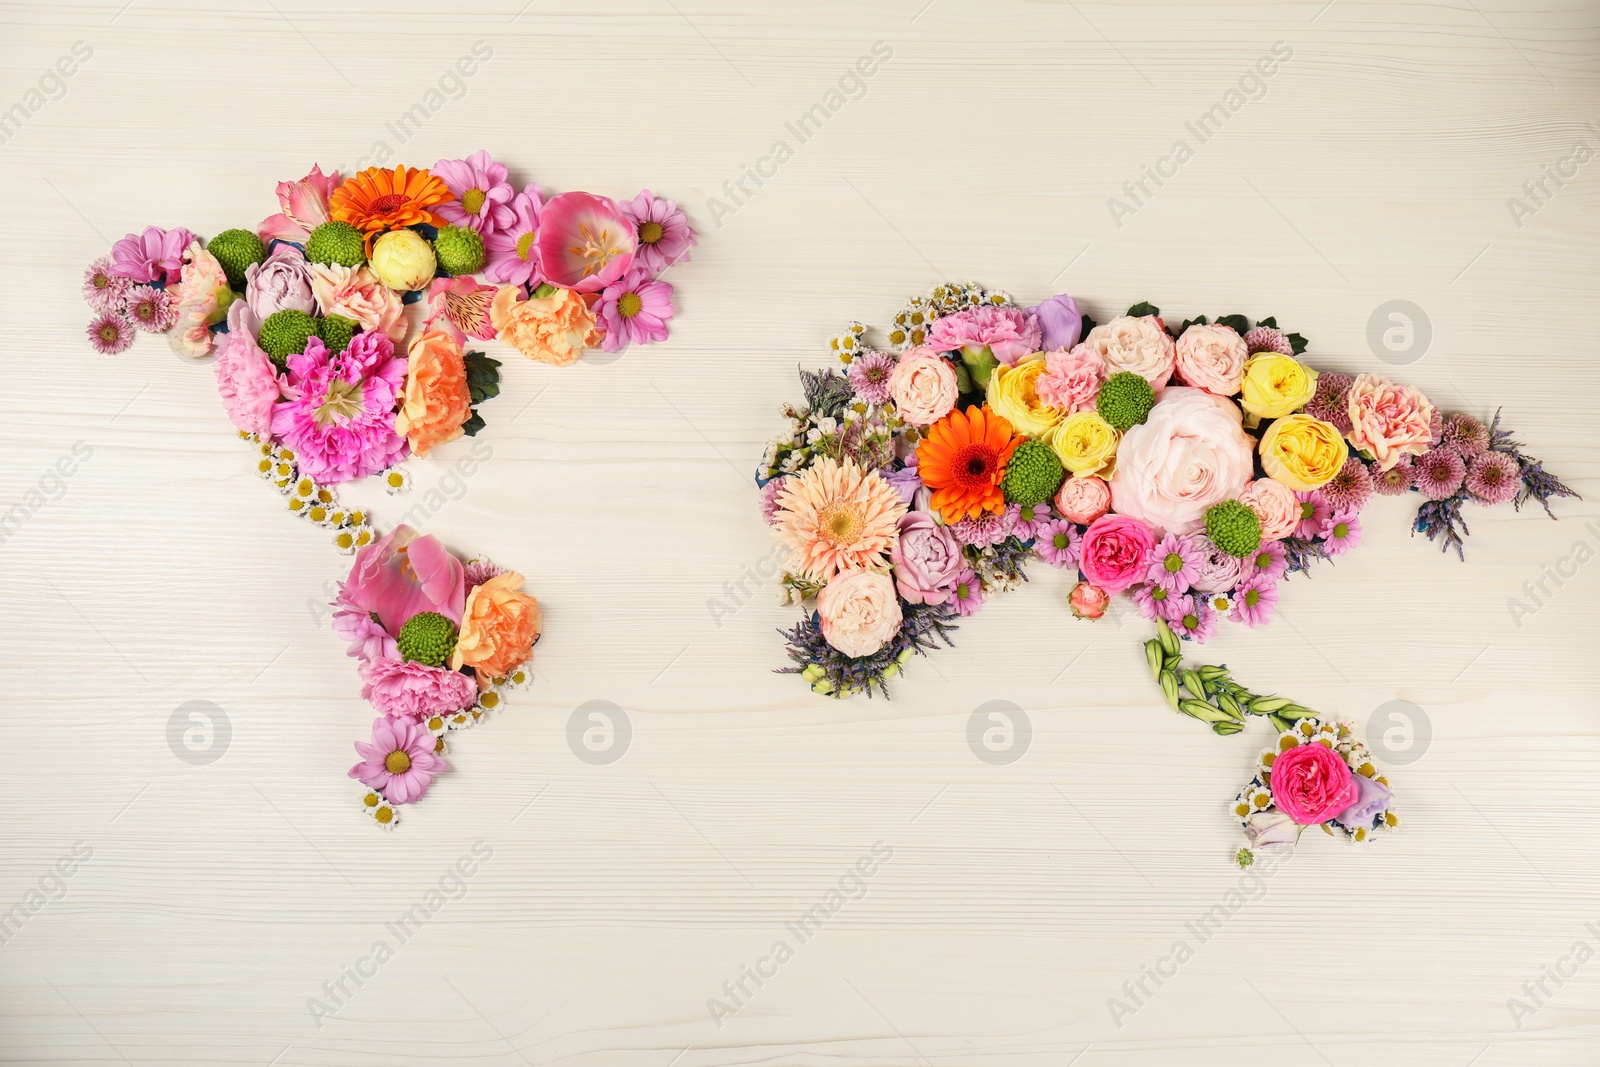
[2,1,1599,1064]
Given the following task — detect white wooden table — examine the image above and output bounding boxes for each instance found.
[3,2,1598,1063]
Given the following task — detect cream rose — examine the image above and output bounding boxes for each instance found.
[985,353,1063,437]
[1109,386,1256,535]
[817,570,903,658]
[309,263,407,342]
[889,347,958,427]
[1174,323,1247,396]
[1078,315,1176,392]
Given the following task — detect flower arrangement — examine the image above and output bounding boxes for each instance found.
[756,283,1575,859]
[80,154,696,552]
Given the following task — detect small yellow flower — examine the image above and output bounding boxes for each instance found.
[1049,411,1119,477]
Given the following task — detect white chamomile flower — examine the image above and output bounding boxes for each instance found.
[1248,785,1273,812]
[503,666,532,689]
[255,457,276,479]
[306,503,332,526]
[446,710,474,731]
[383,468,410,495]
[286,495,309,516]
[1206,593,1233,614]
[423,714,450,738]
[293,476,316,500]
[333,528,359,554]
[476,690,502,713]
[360,789,399,829]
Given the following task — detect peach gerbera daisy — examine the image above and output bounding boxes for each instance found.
[775,457,907,583]
[331,165,452,245]
[916,405,1021,523]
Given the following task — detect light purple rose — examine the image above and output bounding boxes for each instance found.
[890,512,963,605]
[1189,535,1248,593]
[245,245,317,320]
[1031,293,1083,351]
[1243,810,1300,851]
[1333,773,1392,831]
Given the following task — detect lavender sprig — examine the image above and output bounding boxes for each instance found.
[1279,536,1331,576]
[1413,490,1470,560]
[777,600,959,699]
[798,366,854,421]
[1485,407,1579,516]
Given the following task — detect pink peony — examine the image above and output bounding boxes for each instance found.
[1346,373,1437,472]
[888,347,959,426]
[213,301,282,436]
[1069,581,1110,619]
[1078,315,1176,393]
[110,225,196,284]
[347,716,445,804]
[1174,323,1248,396]
[1269,743,1359,825]
[258,164,339,244]
[1079,514,1156,594]
[817,570,903,658]
[308,263,407,342]
[1237,477,1300,541]
[483,184,545,287]
[269,333,408,484]
[432,150,516,235]
[1034,343,1107,412]
[535,191,636,293]
[335,525,467,637]
[359,656,478,720]
[928,306,1041,365]
[1110,387,1256,535]
[1055,474,1112,524]
[165,241,233,359]
[1189,536,1246,593]
[890,512,964,605]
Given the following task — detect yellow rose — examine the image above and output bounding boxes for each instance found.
[1049,411,1119,477]
[369,229,437,291]
[1259,413,1349,491]
[1239,353,1317,421]
[985,355,1063,438]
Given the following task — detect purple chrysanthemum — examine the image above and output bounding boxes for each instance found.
[951,511,1012,547]
[619,189,697,275]
[1465,450,1520,506]
[86,312,134,354]
[464,559,507,592]
[1167,596,1217,643]
[1319,509,1362,556]
[1011,501,1054,541]
[1034,518,1080,567]
[1243,539,1288,581]
[124,285,177,332]
[1304,370,1354,434]
[597,267,675,352]
[1441,412,1490,459]
[1242,325,1294,355]
[1147,532,1201,593]
[1230,573,1279,628]
[1373,453,1414,496]
[1294,490,1331,540]
[848,351,897,405]
[1321,457,1374,513]
[1131,581,1175,621]
[950,569,985,616]
[1413,448,1466,501]
[758,476,790,526]
[82,256,131,312]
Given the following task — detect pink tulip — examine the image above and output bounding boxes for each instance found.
[535,191,636,293]
[336,525,466,638]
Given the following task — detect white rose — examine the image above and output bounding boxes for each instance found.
[888,347,959,427]
[1080,315,1176,392]
[1109,387,1256,535]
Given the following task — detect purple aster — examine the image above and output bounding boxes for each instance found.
[1319,510,1362,556]
[125,285,177,332]
[82,256,131,312]
[951,511,1012,547]
[269,333,408,484]
[86,311,134,354]
[1167,596,1218,643]
[432,150,516,236]
[848,351,896,405]
[758,476,790,526]
[1321,457,1374,513]
[1034,518,1080,567]
[1304,371,1354,435]
[483,184,546,287]
[619,189,697,275]
[1147,532,1201,593]
[1190,535,1247,593]
[1294,490,1331,540]
[1413,448,1466,501]
[109,225,195,284]
[1011,501,1054,541]
[1465,451,1520,506]
[950,569,986,616]
[1131,581,1174,621]
[1242,325,1294,355]
[1243,539,1288,581]
[1230,572,1279,628]
[597,267,675,352]
[1441,412,1490,458]
[1373,453,1414,496]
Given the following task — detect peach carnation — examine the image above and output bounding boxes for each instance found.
[1346,373,1437,472]
[395,329,472,458]
[309,263,406,342]
[451,571,541,679]
[490,285,599,366]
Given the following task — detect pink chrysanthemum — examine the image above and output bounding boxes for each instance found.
[347,716,445,804]
[619,189,697,275]
[1242,539,1288,582]
[269,333,409,484]
[1441,412,1490,458]
[950,569,986,616]
[1465,451,1521,506]
[1011,501,1053,541]
[432,150,516,236]
[1147,532,1201,593]
[1304,370,1354,435]
[848,351,897,405]
[775,457,908,582]
[1131,581,1175,621]
[951,510,1012,547]
[1413,448,1466,501]
[483,184,546,287]
[1167,595,1217,643]
[758,476,790,527]
[1230,572,1279,628]
[596,267,675,352]
[1321,457,1374,513]
[1035,518,1080,567]
[82,257,131,312]
[463,558,507,592]
[1373,453,1414,496]
[86,312,133,354]
[1319,510,1362,556]
[1293,490,1331,540]
[124,285,177,332]
[1242,325,1294,355]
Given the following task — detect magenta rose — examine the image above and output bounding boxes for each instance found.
[890,512,963,605]
[1078,514,1156,593]
[1270,743,1359,825]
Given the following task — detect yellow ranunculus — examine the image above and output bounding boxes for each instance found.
[369,229,437,292]
[1239,353,1318,421]
[985,355,1063,438]
[1259,413,1349,491]
[1049,411,1119,477]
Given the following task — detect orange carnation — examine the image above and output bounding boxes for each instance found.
[395,329,472,458]
[915,405,1021,523]
[451,572,541,679]
[331,165,452,245]
[489,285,598,366]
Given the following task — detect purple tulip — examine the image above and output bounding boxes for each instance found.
[1333,773,1393,831]
[1031,292,1084,351]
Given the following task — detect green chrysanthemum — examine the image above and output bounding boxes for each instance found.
[318,314,359,355]
[258,310,320,363]
[1000,438,1066,506]
[306,221,367,267]
[397,611,459,667]
[1205,500,1263,558]
[1096,371,1155,432]
[206,228,267,289]
[433,225,486,275]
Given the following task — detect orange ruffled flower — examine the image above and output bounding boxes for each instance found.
[916,405,1022,523]
[451,572,541,679]
[331,165,452,245]
[489,285,598,366]
[395,329,472,458]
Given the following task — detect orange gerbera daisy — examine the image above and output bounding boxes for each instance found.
[916,405,1021,523]
[331,165,452,244]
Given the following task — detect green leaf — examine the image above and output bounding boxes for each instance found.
[1078,312,1098,337]
[1178,315,1209,334]
[1286,332,1309,355]
[1255,315,1279,329]
[1216,314,1250,335]
[460,410,486,437]
[1125,301,1159,318]
[463,350,501,406]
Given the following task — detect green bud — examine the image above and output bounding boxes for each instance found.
[1181,669,1208,700]
[1145,640,1164,681]
[1159,672,1180,711]
[1212,720,1244,736]
[1250,696,1293,714]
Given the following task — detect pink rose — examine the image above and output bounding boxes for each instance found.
[889,348,959,427]
[1110,387,1256,535]
[359,656,479,720]
[1055,475,1111,524]
[1346,373,1437,472]
[927,306,1041,365]
[1174,323,1247,396]
[309,263,407,342]
[1078,315,1176,392]
[816,570,903,658]
[1237,478,1299,541]
[890,512,963,605]
[214,301,282,436]
[1068,580,1110,619]
[1079,514,1156,593]
[1034,344,1107,412]
[1269,743,1359,825]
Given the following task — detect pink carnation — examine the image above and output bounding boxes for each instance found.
[1346,373,1436,472]
[1034,344,1107,412]
[1079,514,1156,593]
[213,302,282,436]
[165,241,233,360]
[359,657,478,720]
[269,333,408,484]
[928,306,1041,365]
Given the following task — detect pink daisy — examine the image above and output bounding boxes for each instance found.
[1167,596,1217,643]
[82,256,131,312]
[1465,451,1520,506]
[1230,573,1279,628]
[848,351,896,405]
[1147,532,1201,593]
[950,569,986,616]
[1131,581,1175,621]
[86,312,133,354]
[125,286,177,332]
[1011,501,1054,541]
[1243,539,1288,581]
[1294,490,1331,540]
[619,189,697,275]
[1034,518,1080,567]
[596,267,675,352]
[347,716,446,804]
[432,150,516,236]
[483,184,546,287]
[1319,510,1362,556]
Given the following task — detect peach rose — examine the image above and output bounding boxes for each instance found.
[490,285,598,366]
[1055,474,1112,524]
[451,572,541,679]
[1237,477,1299,540]
[817,570,902,658]
[1174,323,1247,396]
[888,347,959,426]
[395,329,472,458]
[1078,315,1176,393]
[309,263,406,342]
[1346,373,1436,471]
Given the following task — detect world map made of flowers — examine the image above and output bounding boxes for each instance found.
[79,153,696,828]
[755,282,1574,863]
